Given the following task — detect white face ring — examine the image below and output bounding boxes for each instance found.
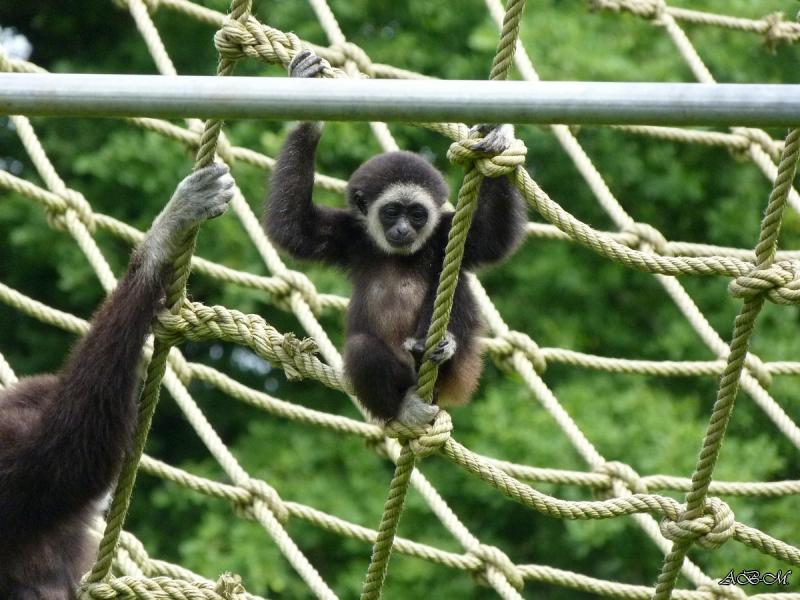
[365,182,441,255]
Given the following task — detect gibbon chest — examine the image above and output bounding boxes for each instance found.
[363,265,428,346]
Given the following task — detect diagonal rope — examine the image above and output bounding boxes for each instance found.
[4,276,799,586]
[2,2,800,598]
[108,4,800,596]
[306,0,398,151]
[591,1,800,215]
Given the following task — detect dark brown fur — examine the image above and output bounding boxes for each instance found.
[263,123,526,422]
[0,163,233,600]
[0,252,165,600]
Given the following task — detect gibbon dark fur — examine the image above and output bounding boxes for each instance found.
[0,163,234,600]
[264,51,526,426]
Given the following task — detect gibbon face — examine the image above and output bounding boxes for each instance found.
[364,182,441,254]
[346,151,449,255]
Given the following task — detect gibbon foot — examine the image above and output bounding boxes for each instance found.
[396,389,439,427]
[403,331,457,366]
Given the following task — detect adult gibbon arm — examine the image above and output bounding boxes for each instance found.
[0,253,162,541]
[0,163,233,598]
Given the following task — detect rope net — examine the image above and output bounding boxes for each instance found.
[1,0,799,598]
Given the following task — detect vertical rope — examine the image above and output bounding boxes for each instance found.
[359,2,527,597]
[358,443,416,599]
[488,0,527,82]
[651,127,800,599]
[87,0,252,582]
[415,168,484,399]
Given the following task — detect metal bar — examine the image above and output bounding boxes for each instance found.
[1,73,799,126]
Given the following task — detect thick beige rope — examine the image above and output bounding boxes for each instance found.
[86,0,255,584]
[652,127,800,598]
[4,272,800,596]
[589,0,800,49]
[360,2,528,597]
[1,2,800,596]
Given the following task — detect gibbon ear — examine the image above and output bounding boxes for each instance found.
[354,191,368,215]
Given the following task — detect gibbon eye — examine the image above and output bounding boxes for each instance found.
[409,206,428,223]
[382,203,401,219]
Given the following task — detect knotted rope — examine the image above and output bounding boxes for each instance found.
[446,135,528,178]
[235,479,290,524]
[45,188,97,233]
[3,0,799,597]
[659,497,735,550]
[384,410,454,458]
[272,270,325,315]
[652,128,800,599]
[80,575,246,599]
[487,330,546,374]
[467,543,525,591]
[154,302,339,386]
[595,461,647,495]
[589,0,665,20]
[624,222,670,255]
[728,260,800,305]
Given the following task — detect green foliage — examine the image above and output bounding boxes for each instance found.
[1,0,799,597]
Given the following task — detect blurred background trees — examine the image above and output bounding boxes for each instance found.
[1,0,798,596]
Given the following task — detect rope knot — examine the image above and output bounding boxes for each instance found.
[214,17,302,67]
[236,478,289,523]
[215,573,247,599]
[331,42,374,77]
[46,189,96,233]
[595,461,646,494]
[273,270,324,314]
[741,127,779,155]
[153,308,188,345]
[491,331,546,374]
[214,19,253,62]
[659,497,735,550]
[384,410,452,458]
[447,136,527,178]
[275,332,319,381]
[728,260,800,304]
[624,222,669,255]
[467,544,524,591]
[762,12,787,52]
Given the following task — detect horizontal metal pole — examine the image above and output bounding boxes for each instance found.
[1,73,798,126]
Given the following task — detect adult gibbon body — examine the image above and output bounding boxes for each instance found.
[0,164,234,600]
[264,51,527,426]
